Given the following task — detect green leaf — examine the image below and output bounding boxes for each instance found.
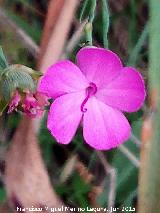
[0,47,8,70]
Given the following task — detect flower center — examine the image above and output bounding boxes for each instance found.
[81,82,97,113]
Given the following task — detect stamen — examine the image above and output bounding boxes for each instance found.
[81,82,97,113]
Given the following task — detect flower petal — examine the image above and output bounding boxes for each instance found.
[76,47,123,88]
[83,97,131,150]
[47,92,85,144]
[38,60,88,98]
[96,67,146,112]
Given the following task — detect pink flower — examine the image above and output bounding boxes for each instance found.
[7,89,48,117]
[22,92,48,118]
[8,90,21,113]
[38,47,145,150]
[34,91,49,108]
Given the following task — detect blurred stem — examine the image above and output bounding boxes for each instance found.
[128,0,137,51]
[0,8,39,57]
[138,0,160,212]
[127,24,148,66]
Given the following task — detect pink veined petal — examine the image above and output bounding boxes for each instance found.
[38,60,88,98]
[47,92,85,144]
[83,97,131,150]
[96,67,146,112]
[76,47,123,88]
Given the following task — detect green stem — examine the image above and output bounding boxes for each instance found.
[89,0,97,23]
[79,0,89,22]
[85,22,93,45]
[84,0,97,45]
[138,0,160,212]
[101,0,110,49]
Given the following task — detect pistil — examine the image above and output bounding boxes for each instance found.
[81,82,97,113]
